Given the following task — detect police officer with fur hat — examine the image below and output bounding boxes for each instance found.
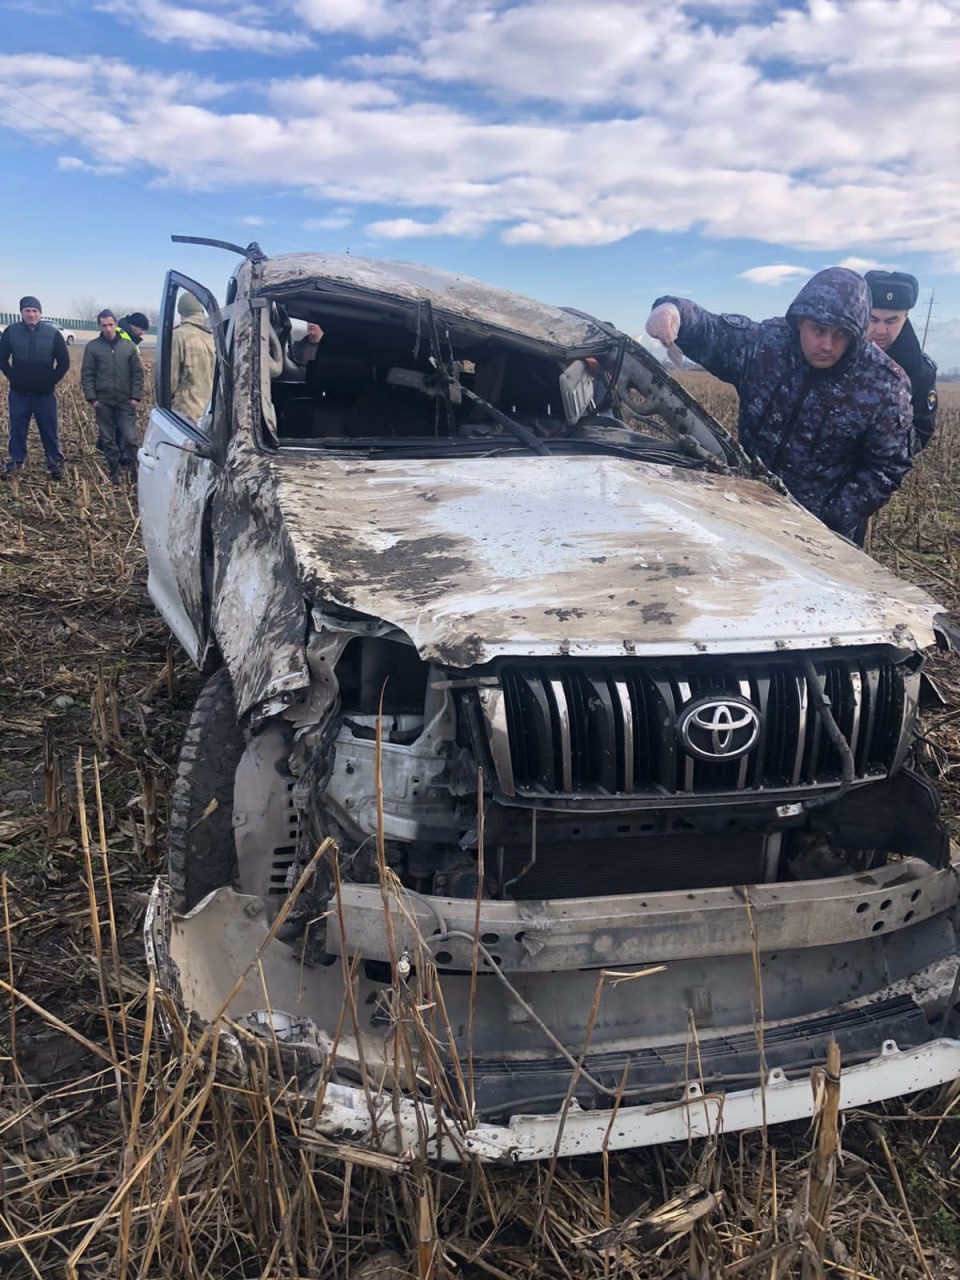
[865,271,938,452]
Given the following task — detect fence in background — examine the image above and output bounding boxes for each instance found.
[0,312,154,332]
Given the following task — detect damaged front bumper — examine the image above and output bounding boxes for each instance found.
[145,856,960,1163]
[310,1040,960,1161]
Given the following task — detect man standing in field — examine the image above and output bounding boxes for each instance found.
[864,271,938,452]
[0,295,70,479]
[645,268,913,545]
[81,309,144,484]
[170,293,215,423]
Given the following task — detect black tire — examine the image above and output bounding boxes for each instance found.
[167,667,244,912]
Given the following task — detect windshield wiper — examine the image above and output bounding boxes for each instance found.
[461,388,550,456]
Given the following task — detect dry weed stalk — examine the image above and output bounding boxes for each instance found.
[802,1037,842,1278]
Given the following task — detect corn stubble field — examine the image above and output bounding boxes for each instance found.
[2,371,960,1279]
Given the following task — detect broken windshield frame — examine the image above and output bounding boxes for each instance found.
[259,286,743,472]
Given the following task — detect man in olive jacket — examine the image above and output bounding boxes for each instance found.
[81,309,144,482]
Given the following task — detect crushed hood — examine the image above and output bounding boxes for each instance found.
[269,454,941,667]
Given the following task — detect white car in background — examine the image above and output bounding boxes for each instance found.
[0,321,76,343]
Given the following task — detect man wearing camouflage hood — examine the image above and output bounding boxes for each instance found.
[645,268,913,544]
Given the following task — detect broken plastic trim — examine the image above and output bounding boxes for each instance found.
[934,613,960,653]
[310,1040,960,1162]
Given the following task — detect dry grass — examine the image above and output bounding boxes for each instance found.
[2,371,960,1277]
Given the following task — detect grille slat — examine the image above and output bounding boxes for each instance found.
[489,653,908,798]
[612,678,634,793]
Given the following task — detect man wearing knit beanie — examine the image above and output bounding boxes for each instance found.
[0,295,70,479]
[170,291,215,423]
[117,312,150,346]
[865,271,938,452]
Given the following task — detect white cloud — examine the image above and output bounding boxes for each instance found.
[302,215,353,231]
[240,215,268,226]
[264,75,398,112]
[368,208,504,239]
[2,2,959,272]
[297,0,444,37]
[57,154,123,175]
[837,257,883,273]
[94,0,312,52]
[740,265,810,286]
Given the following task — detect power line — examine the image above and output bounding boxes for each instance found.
[0,76,151,175]
[0,104,130,181]
[0,77,238,243]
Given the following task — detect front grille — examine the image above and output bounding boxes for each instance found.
[477,651,911,798]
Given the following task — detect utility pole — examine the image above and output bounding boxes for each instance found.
[921,289,935,351]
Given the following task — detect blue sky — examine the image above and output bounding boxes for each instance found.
[1,0,958,367]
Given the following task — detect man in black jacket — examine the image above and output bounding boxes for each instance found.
[865,271,938,452]
[0,295,70,479]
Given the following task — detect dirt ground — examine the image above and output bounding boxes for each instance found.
[2,369,960,1277]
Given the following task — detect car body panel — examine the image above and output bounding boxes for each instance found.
[258,253,615,351]
[265,453,940,671]
[138,412,217,666]
[209,463,311,714]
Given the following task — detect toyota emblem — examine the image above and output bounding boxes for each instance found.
[678,696,760,761]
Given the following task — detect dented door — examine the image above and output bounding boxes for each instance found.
[137,272,225,666]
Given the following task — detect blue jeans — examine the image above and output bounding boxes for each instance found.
[7,389,63,470]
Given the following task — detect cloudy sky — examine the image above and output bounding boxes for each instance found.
[1,0,958,366]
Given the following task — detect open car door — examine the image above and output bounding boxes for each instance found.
[137,271,229,667]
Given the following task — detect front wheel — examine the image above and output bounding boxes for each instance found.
[167,667,245,912]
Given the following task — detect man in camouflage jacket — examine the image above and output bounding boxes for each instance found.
[170,293,216,423]
[645,267,913,544]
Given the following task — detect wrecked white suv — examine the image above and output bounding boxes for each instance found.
[139,240,960,1162]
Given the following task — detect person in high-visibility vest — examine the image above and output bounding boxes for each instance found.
[117,312,150,347]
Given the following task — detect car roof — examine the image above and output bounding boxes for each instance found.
[256,252,614,351]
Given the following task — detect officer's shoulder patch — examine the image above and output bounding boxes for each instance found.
[720,313,750,329]
[927,388,938,412]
